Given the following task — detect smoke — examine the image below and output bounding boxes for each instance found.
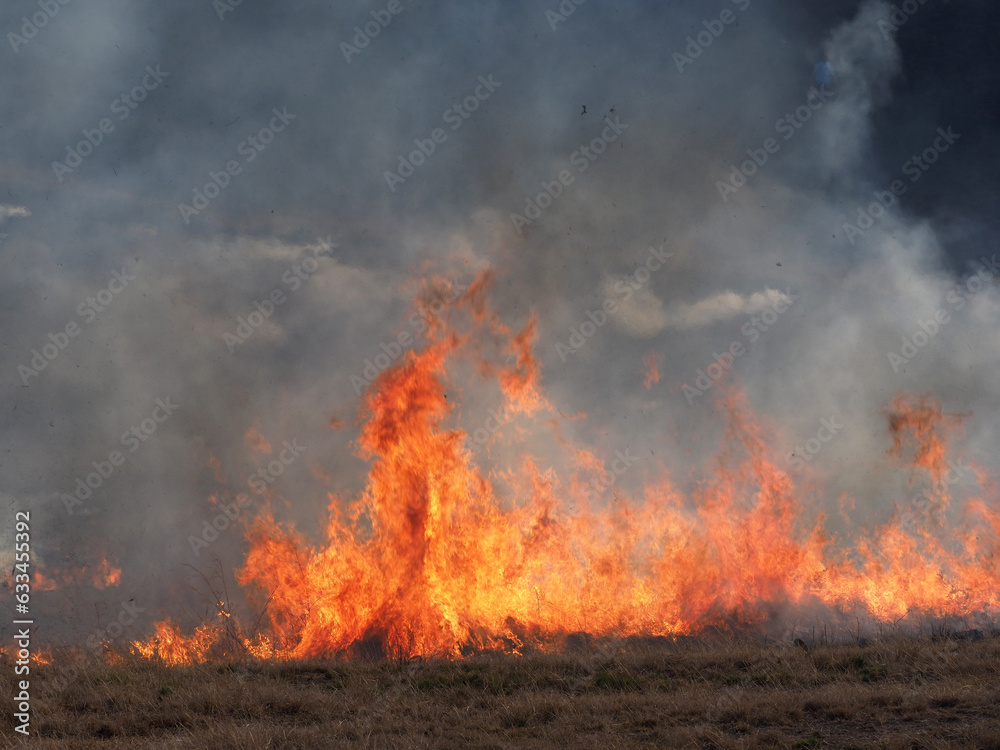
[0,0,997,643]
[605,286,795,334]
[0,205,31,222]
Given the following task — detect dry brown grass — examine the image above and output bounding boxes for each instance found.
[3,633,1000,749]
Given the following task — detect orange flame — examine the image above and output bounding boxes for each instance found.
[244,426,272,454]
[31,650,53,666]
[206,450,226,483]
[130,621,219,665]
[35,559,121,591]
[642,350,661,389]
[132,272,1000,662]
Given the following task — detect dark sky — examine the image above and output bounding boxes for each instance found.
[1,0,998,642]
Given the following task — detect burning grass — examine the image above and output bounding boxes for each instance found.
[3,633,1000,748]
[124,274,1000,664]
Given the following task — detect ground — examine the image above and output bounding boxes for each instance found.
[3,633,1000,749]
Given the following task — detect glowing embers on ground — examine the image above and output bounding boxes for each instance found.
[130,272,1000,663]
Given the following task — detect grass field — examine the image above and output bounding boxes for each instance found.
[3,632,1000,749]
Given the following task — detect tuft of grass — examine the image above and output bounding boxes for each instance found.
[793,736,822,748]
[591,669,643,691]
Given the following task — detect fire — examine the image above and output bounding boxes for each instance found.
[128,604,289,664]
[31,650,52,666]
[642,350,661,389]
[35,559,121,591]
[130,621,219,665]
[131,272,1000,663]
[244,426,272,454]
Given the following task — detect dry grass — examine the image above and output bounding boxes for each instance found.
[3,633,1000,749]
